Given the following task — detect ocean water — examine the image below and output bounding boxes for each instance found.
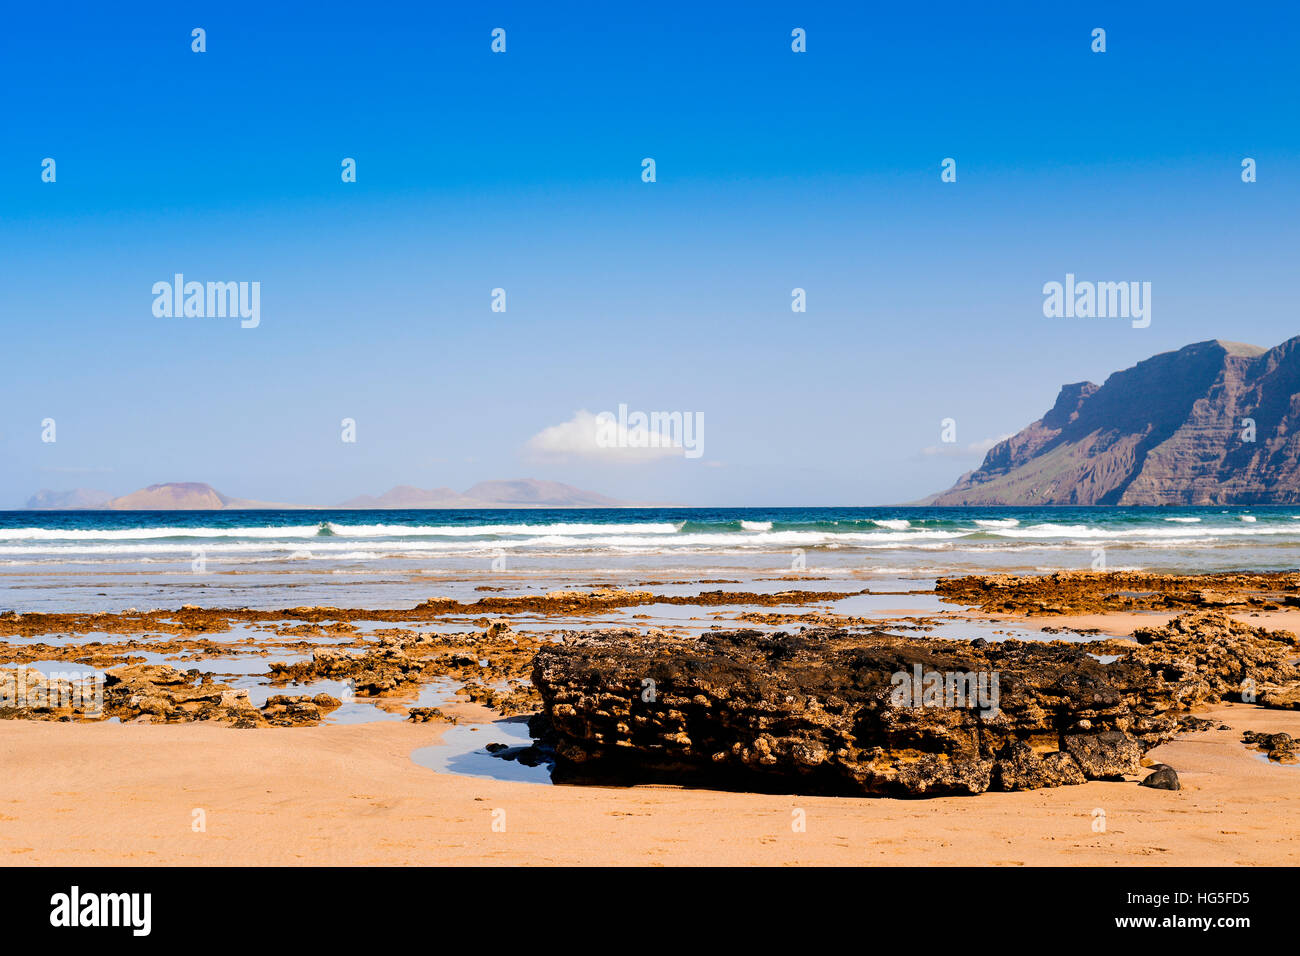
[2,506,1299,612]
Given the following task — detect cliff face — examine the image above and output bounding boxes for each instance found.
[927,337,1300,505]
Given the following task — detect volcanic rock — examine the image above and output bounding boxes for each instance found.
[1063,731,1142,779]
[1243,731,1297,763]
[531,627,1184,797]
[1139,766,1181,790]
[1259,682,1300,710]
[994,741,1087,790]
[408,707,455,723]
[1126,611,1299,705]
[96,664,338,726]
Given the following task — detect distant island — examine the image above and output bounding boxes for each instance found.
[926,337,1300,505]
[338,479,627,509]
[23,482,300,511]
[22,489,115,510]
[22,478,630,510]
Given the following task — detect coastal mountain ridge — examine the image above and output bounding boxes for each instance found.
[925,336,1300,505]
[22,479,629,510]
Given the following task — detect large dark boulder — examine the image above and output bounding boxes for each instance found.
[1139,766,1181,790]
[532,627,1181,797]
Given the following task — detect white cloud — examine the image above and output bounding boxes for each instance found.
[920,434,1013,458]
[524,410,698,463]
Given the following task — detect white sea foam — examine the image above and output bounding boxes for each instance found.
[0,525,326,541]
[4,513,1300,574]
[320,521,686,537]
[988,522,1293,540]
[0,521,685,542]
[0,528,968,560]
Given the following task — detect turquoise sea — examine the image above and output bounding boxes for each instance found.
[2,506,1298,612]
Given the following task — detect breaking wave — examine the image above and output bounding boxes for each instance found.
[4,507,1300,565]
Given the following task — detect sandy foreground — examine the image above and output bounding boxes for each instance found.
[1,698,1296,867]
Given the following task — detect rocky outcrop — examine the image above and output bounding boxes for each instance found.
[994,740,1086,789]
[407,707,456,724]
[268,623,546,716]
[0,663,340,726]
[103,664,341,726]
[0,667,104,721]
[1122,611,1300,705]
[531,627,1197,797]
[1243,731,1296,763]
[935,570,1300,616]
[271,647,430,695]
[1063,731,1142,779]
[1259,683,1300,710]
[531,611,1300,797]
[926,337,1300,505]
[0,588,861,640]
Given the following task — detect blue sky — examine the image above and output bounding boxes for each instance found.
[2,1,1298,507]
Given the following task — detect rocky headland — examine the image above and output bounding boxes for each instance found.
[926,337,1300,505]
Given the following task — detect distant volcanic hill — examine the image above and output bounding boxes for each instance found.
[101,483,293,510]
[19,482,289,511]
[20,482,288,510]
[22,478,631,510]
[340,479,627,509]
[24,488,113,510]
[926,337,1300,505]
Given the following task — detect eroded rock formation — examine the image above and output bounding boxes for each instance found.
[0,663,341,726]
[531,612,1300,797]
[935,570,1300,616]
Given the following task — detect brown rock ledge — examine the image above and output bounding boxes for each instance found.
[531,612,1299,797]
[935,570,1300,616]
[0,663,340,726]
